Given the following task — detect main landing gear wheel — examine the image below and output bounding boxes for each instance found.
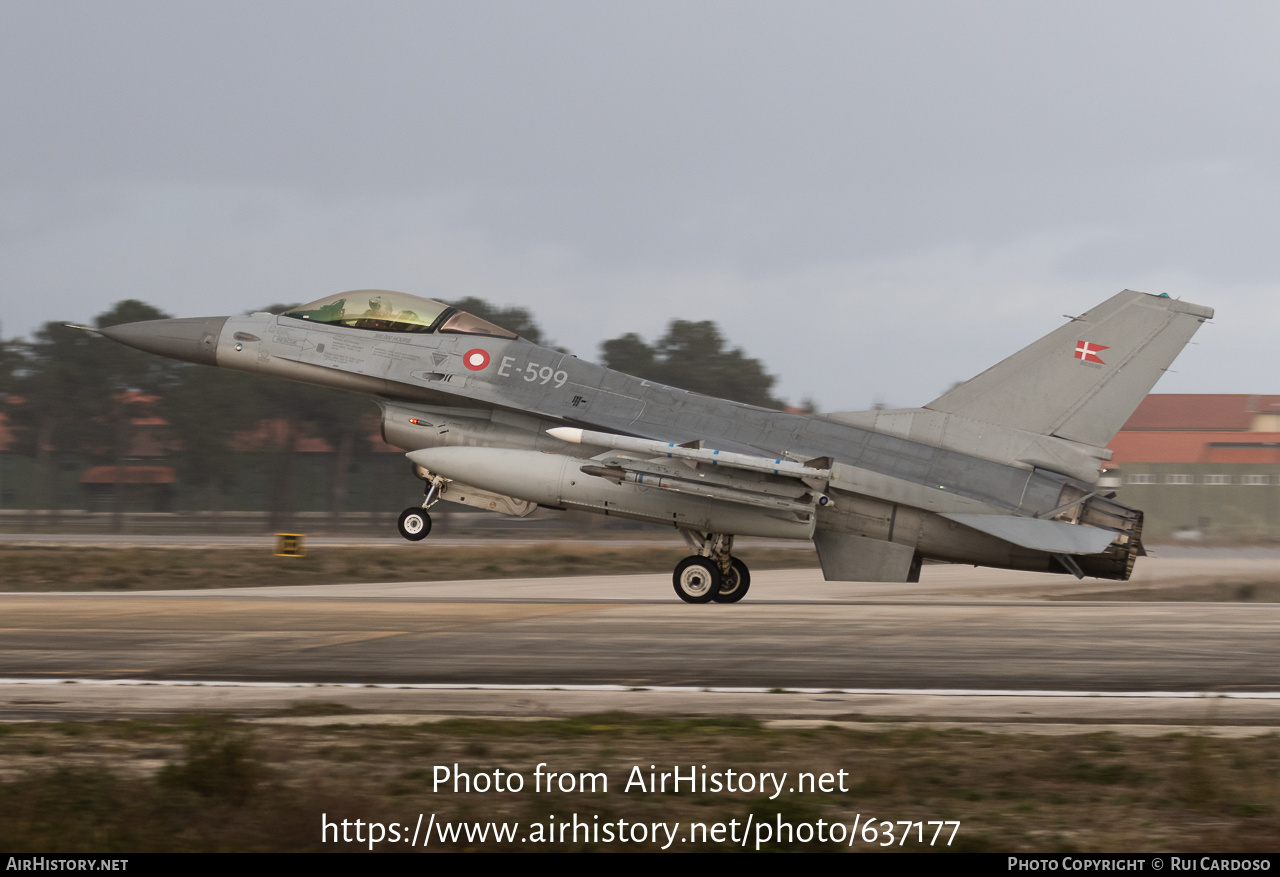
[397,507,432,541]
[673,556,720,604]
[712,557,751,603]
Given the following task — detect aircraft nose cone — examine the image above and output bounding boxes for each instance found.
[98,316,229,366]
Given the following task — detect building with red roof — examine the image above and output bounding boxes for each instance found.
[1104,395,1280,541]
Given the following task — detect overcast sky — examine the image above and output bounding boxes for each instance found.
[2,1,1276,409]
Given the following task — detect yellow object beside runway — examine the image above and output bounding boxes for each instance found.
[274,533,305,557]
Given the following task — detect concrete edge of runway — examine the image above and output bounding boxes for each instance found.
[3,680,1279,737]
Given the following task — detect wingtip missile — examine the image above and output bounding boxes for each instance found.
[546,426,831,479]
[547,427,584,444]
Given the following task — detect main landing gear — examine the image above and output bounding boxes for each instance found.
[673,531,751,604]
[397,474,445,542]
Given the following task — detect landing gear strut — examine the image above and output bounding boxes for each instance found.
[673,530,751,604]
[397,473,446,542]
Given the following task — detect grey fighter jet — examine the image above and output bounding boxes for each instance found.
[95,288,1212,603]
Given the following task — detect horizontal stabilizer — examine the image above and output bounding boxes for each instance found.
[941,513,1117,555]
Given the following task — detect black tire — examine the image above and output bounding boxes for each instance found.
[672,556,720,604]
[397,507,432,541]
[712,557,751,603]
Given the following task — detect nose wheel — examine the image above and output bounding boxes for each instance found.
[397,473,445,541]
[397,507,432,541]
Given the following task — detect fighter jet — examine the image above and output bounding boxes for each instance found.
[95,288,1212,603]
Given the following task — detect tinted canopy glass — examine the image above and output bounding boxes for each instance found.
[438,310,517,338]
[282,291,451,333]
[281,290,518,339]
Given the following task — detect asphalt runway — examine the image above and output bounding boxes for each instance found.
[1,555,1278,692]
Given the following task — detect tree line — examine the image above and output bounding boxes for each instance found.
[0,298,792,529]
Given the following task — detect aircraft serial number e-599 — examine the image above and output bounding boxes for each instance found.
[496,356,569,388]
[92,286,1212,603]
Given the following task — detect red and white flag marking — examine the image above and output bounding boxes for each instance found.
[1074,340,1108,364]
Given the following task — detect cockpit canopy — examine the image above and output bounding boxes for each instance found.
[281,290,517,339]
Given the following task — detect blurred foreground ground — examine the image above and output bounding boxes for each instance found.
[2,543,1278,852]
[0,712,1276,853]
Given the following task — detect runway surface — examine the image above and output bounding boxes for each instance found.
[1,555,1277,694]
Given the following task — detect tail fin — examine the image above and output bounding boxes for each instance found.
[925,290,1213,448]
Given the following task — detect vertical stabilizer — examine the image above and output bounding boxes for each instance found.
[924,290,1212,448]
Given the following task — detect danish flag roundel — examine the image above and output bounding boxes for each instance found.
[462,348,491,371]
[1074,340,1109,365]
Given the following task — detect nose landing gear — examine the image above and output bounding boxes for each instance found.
[397,473,445,542]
